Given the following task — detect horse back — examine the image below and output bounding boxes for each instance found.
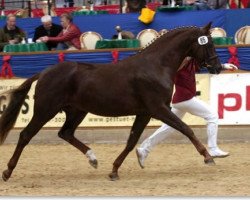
[33,61,141,115]
[34,60,172,116]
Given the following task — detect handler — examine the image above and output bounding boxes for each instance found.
[136,57,238,168]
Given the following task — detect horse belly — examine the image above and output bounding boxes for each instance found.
[74,70,144,116]
[75,93,142,117]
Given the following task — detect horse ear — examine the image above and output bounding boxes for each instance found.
[202,22,212,34]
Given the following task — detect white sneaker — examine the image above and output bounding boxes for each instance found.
[209,148,230,158]
[136,147,148,169]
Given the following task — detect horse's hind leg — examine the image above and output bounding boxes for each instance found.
[2,112,56,181]
[109,114,151,181]
[151,105,214,165]
[58,108,97,168]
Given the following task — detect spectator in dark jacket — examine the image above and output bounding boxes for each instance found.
[207,0,228,9]
[126,0,146,12]
[184,0,228,10]
[33,15,63,50]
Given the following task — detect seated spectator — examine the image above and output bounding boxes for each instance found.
[194,0,211,10]
[207,0,228,9]
[33,15,63,50]
[0,14,26,51]
[126,0,146,12]
[184,0,227,10]
[163,0,183,6]
[64,0,74,7]
[184,0,210,10]
[40,13,81,50]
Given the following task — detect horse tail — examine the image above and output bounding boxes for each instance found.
[0,73,40,145]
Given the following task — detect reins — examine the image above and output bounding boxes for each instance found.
[201,48,219,68]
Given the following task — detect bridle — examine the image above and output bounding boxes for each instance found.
[196,35,219,69]
[201,49,219,68]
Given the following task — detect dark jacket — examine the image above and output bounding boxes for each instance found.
[0,25,26,51]
[126,0,146,12]
[33,23,63,50]
[48,23,81,50]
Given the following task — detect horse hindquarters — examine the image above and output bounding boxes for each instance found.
[2,104,60,181]
[2,79,64,181]
[0,74,40,145]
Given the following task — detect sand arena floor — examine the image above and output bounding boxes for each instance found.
[0,142,250,196]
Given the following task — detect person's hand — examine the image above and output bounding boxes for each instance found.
[9,38,19,44]
[185,0,196,4]
[40,36,49,42]
[223,63,238,71]
[8,39,16,44]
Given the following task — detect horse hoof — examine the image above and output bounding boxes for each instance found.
[109,172,119,181]
[2,170,10,182]
[89,159,98,169]
[204,158,216,165]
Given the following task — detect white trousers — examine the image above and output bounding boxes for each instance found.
[140,97,219,152]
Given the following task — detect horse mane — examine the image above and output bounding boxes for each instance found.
[117,25,201,63]
[138,26,200,53]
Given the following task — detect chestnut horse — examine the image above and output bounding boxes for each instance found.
[0,22,222,181]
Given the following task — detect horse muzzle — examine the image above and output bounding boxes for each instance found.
[206,64,222,74]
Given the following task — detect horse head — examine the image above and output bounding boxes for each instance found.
[189,22,222,74]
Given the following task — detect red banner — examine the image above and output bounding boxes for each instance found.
[1,55,14,78]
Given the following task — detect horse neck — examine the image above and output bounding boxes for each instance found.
[140,29,198,72]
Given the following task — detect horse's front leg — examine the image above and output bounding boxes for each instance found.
[152,105,214,165]
[109,114,151,181]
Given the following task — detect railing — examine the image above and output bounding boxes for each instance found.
[0,0,246,17]
[1,0,127,9]
[1,0,30,9]
[1,0,32,16]
[1,0,125,15]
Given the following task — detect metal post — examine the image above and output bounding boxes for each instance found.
[27,0,31,17]
[216,0,219,8]
[48,0,51,15]
[1,0,4,9]
[119,0,122,13]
